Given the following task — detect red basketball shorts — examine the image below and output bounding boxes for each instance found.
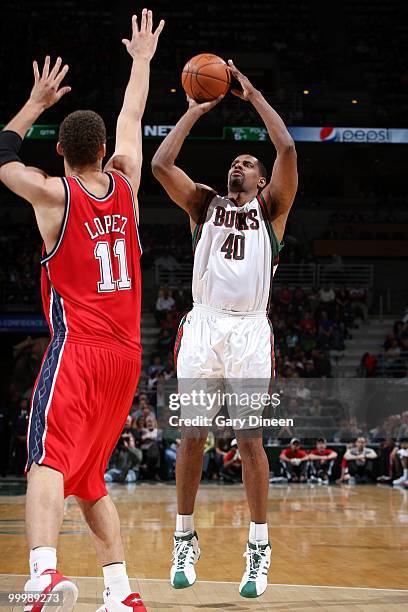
[26,341,141,500]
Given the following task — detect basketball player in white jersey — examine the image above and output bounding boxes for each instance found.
[152,60,297,598]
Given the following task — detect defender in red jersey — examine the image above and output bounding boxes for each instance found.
[0,9,164,612]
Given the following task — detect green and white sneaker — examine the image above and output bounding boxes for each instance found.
[170,531,200,589]
[239,541,271,598]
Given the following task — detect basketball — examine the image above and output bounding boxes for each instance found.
[182,53,231,103]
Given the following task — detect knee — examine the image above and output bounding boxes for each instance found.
[180,436,206,454]
[237,439,264,462]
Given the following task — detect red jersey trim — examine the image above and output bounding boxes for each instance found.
[72,172,115,201]
[41,178,71,265]
[112,171,143,255]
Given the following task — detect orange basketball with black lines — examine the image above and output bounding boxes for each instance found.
[182,53,231,103]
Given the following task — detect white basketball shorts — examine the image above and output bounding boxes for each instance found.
[174,303,275,428]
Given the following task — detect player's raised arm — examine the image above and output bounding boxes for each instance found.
[104,9,164,203]
[228,60,297,242]
[151,96,221,225]
[0,56,70,207]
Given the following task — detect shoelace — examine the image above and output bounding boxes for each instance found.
[243,546,268,580]
[173,538,194,570]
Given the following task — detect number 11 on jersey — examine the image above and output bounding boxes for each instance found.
[94,238,131,293]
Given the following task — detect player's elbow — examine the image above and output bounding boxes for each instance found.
[151,155,170,178]
[280,139,296,157]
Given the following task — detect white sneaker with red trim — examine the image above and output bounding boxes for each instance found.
[23,568,78,612]
[96,590,147,612]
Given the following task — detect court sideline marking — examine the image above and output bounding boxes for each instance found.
[1,574,408,592]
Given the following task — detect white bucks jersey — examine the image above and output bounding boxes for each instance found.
[192,193,282,312]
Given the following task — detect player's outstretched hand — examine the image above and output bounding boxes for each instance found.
[122,8,165,61]
[30,56,71,110]
[186,93,224,115]
[228,59,257,101]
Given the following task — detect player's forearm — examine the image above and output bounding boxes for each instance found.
[3,99,45,139]
[152,108,201,168]
[120,58,150,121]
[249,90,295,153]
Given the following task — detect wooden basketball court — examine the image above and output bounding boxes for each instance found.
[1,483,407,611]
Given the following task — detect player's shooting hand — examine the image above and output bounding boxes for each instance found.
[122,9,165,61]
[227,59,257,101]
[29,56,71,110]
[186,93,224,115]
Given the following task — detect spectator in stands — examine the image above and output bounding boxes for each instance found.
[148,355,165,378]
[299,312,316,335]
[285,327,299,357]
[392,439,408,487]
[131,399,155,427]
[312,348,332,377]
[154,250,181,284]
[336,287,349,310]
[105,417,143,483]
[292,287,306,311]
[333,417,363,443]
[308,438,338,484]
[220,439,242,483]
[319,285,336,310]
[310,398,322,417]
[396,412,408,441]
[359,352,378,377]
[163,355,176,379]
[306,287,320,314]
[295,379,311,402]
[140,414,162,480]
[302,360,316,378]
[280,438,308,482]
[164,438,180,481]
[343,437,377,484]
[202,432,217,479]
[349,286,368,321]
[160,311,180,335]
[155,286,175,323]
[149,371,166,411]
[317,311,333,350]
[385,339,401,360]
[215,431,232,474]
[277,284,293,310]
[157,329,174,358]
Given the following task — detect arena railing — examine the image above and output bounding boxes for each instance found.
[154,262,374,289]
[316,264,374,287]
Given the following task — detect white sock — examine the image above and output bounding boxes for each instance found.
[403,468,408,479]
[249,522,269,545]
[175,513,194,535]
[29,547,57,580]
[103,563,131,600]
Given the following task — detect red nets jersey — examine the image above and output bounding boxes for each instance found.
[40,171,142,358]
